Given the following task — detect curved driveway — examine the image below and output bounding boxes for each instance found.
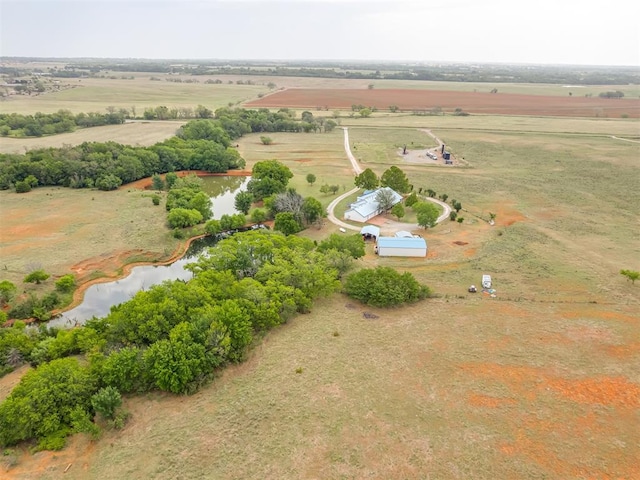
[325,128,451,232]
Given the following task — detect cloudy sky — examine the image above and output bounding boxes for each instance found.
[1,0,639,66]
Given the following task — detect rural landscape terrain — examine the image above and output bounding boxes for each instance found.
[0,58,639,479]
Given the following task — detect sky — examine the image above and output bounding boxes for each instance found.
[1,0,639,66]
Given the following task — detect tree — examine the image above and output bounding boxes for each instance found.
[152,194,161,206]
[620,269,639,284]
[376,188,396,213]
[55,275,75,293]
[234,191,254,215]
[319,184,330,195]
[380,166,410,193]
[143,322,209,394]
[306,173,316,186]
[354,168,378,190]
[204,219,222,236]
[457,217,464,224]
[260,136,273,145]
[344,267,430,307]
[247,160,293,201]
[317,234,365,259]
[91,386,122,420]
[274,212,302,236]
[329,185,340,195]
[453,201,462,212]
[414,202,440,229]
[426,189,436,198]
[95,174,122,191]
[359,108,372,118]
[165,172,178,189]
[24,175,38,188]
[389,105,399,113]
[151,174,165,191]
[167,208,203,228]
[324,119,337,132]
[24,270,50,284]
[250,209,266,224]
[0,358,95,447]
[440,193,448,203]
[391,203,405,220]
[195,104,213,118]
[449,211,458,221]
[0,280,16,305]
[405,192,418,207]
[302,197,324,225]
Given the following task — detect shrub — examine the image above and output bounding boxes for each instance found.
[15,181,31,193]
[151,194,161,206]
[91,386,122,420]
[344,267,431,307]
[55,274,75,293]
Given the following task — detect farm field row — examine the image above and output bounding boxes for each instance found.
[246,88,640,118]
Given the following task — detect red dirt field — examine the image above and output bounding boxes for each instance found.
[246,88,640,118]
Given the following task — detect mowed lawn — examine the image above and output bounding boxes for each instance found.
[0,121,184,154]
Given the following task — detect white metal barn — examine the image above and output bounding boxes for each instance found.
[376,236,427,257]
[344,187,403,223]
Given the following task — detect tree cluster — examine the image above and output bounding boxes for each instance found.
[0,230,346,450]
[0,110,126,138]
[344,267,431,307]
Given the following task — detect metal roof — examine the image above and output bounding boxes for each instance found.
[345,187,403,219]
[360,225,381,236]
[394,230,413,238]
[377,237,427,249]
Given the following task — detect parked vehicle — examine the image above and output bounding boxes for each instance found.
[482,275,492,289]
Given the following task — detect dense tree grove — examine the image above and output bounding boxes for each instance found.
[344,267,431,307]
[0,108,319,191]
[0,231,349,449]
[0,110,126,138]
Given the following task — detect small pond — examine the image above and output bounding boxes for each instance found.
[49,175,249,327]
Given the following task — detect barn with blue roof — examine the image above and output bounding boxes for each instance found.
[376,236,427,257]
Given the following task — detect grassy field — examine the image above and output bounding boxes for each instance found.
[1,78,639,478]
[0,121,184,154]
[0,186,179,290]
[237,130,351,211]
[0,76,265,115]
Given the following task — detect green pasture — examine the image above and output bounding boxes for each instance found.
[0,77,266,115]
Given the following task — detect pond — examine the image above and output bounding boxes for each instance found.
[49,175,250,327]
[201,175,250,219]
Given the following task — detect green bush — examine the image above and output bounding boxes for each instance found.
[91,386,122,420]
[15,181,31,193]
[55,274,76,293]
[344,267,431,307]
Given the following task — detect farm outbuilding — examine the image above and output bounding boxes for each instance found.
[344,187,403,223]
[360,225,380,240]
[376,236,427,257]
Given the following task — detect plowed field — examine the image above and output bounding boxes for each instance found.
[246,88,640,118]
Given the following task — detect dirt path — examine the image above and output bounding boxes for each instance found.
[610,135,640,144]
[325,128,452,232]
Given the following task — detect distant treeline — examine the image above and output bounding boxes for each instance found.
[0,108,316,190]
[3,58,638,85]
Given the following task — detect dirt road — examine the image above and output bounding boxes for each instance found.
[325,128,452,232]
